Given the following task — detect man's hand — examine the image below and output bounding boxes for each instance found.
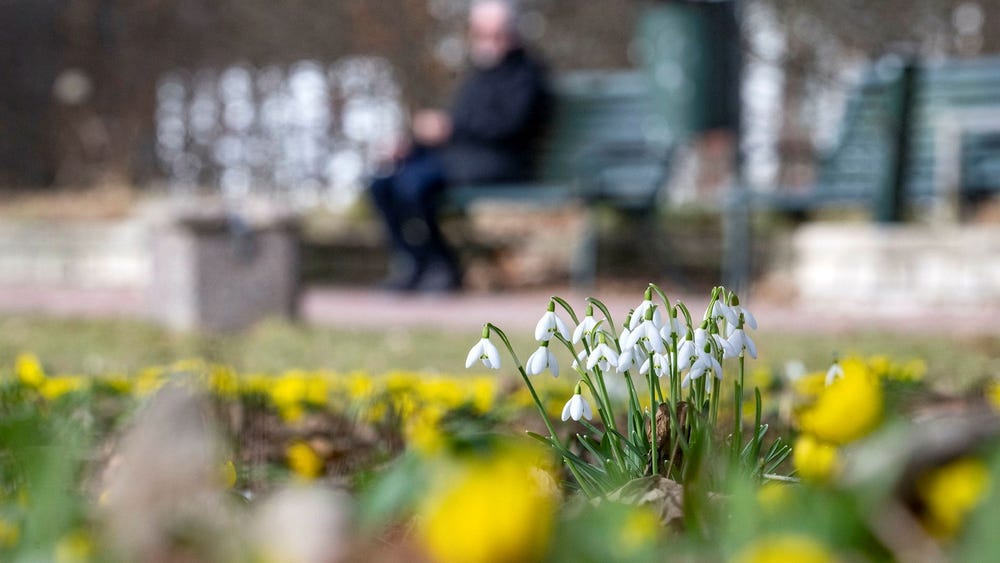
[412,109,452,146]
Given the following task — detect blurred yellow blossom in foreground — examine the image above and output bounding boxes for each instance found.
[419,444,556,563]
[792,434,839,483]
[917,457,991,539]
[735,534,835,563]
[798,363,882,446]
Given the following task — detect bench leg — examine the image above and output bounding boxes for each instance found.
[570,207,598,289]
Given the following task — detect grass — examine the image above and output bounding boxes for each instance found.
[0,315,998,391]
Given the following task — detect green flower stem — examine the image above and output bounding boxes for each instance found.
[587,298,618,342]
[733,355,745,465]
[710,373,721,427]
[580,371,627,475]
[488,324,604,496]
[648,350,659,476]
[486,324,562,447]
[649,283,672,314]
[670,335,680,404]
[550,295,581,326]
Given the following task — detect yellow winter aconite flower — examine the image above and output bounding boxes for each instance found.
[756,482,793,513]
[209,366,240,398]
[619,506,661,553]
[0,517,20,548]
[797,367,882,445]
[285,441,324,481]
[221,460,238,489]
[917,457,991,539]
[15,353,46,387]
[406,406,447,455]
[39,375,88,401]
[793,434,839,483]
[420,446,556,563]
[986,381,1000,412]
[54,529,94,563]
[735,534,835,563]
[793,373,826,399]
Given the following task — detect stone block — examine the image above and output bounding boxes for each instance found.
[792,223,1000,307]
[149,206,300,332]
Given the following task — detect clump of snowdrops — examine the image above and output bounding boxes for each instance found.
[466,284,791,497]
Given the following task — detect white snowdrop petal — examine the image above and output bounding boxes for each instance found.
[465,340,483,368]
[484,339,501,370]
[534,314,550,341]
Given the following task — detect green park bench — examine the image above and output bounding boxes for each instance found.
[443,70,675,287]
[752,54,1000,220]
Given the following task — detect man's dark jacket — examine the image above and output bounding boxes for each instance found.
[442,47,552,186]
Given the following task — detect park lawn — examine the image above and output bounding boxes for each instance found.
[0,314,996,391]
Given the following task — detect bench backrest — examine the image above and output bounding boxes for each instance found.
[815,55,1000,207]
[533,71,673,183]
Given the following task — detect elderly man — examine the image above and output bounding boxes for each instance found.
[370,0,551,292]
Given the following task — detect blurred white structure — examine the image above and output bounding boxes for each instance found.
[155,57,404,210]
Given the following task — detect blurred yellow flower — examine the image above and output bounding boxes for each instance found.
[285,441,324,481]
[917,457,991,539]
[221,460,238,489]
[619,506,661,553]
[793,373,826,399]
[419,446,556,563]
[15,353,45,387]
[986,381,1000,412]
[209,366,240,398]
[735,534,835,563]
[756,482,793,513]
[793,434,839,483]
[0,517,20,548]
[39,375,88,401]
[55,529,94,563]
[406,406,447,455]
[798,367,882,445]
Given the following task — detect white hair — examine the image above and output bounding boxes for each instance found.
[469,0,520,37]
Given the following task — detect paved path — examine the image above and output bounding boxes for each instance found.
[0,284,996,336]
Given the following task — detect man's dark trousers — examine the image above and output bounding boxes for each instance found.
[369,147,459,290]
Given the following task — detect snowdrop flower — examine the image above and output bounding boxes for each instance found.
[725,327,757,359]
[628,291,663,330]
[726,294,758,330]
[570,349,588,371]
[639,352,671,378]
[676,334,696,372]
[624,308,665,354]
[825,361,844,386]
[465,326,501,370]
[561,385,593,422]
[585,334,619,372]
[659,311,686,342]
[711,299,732,324]
[682,345,723,389]
[526,341,559,377]
[572,305,600,346]
[534,301,570,342]
[616,346,638,374]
